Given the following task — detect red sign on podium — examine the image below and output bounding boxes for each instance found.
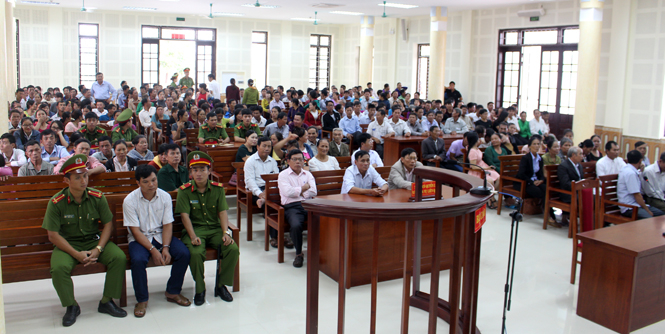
[474,204,487,233]
[411,181,437,198]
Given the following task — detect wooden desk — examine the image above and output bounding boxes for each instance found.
[318,188,455,288]
[577,217,665,333]
[383,134,463,166]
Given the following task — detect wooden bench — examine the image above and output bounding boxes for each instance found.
[543,164,572,233]
[232,162,262,241]
[496,154,526,215]
[184,128,199,152]
[207,149,237,195]
[597,174,638,226]
[0,172,137,201]
[261,167,390,263]
[336,156,352,169]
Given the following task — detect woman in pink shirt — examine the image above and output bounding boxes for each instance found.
[466,132,500,209]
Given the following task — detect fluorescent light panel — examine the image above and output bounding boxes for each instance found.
[123,6,157,11]
[329,11,363,16]
[380,2,418,9]
[291,18,316,21]
[242,3,279,8]
[21,1,60,5]
[213,12,244,17]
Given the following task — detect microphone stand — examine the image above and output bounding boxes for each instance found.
[457,161,493,195]
[497,193,523,334]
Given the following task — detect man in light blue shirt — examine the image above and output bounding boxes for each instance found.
[40,129,69,165]
[90,72,117,103]
[342,150,388,195]
[618,150,665,219]
[339,106,362,143]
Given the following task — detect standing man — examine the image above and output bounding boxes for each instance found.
[90,72,117,104]
[42,154,127,326]
[225,78,240,103]
[176,151,239,305]
[198,112,230,145]
[207,74,221,100]
[366,110,395,159]
[242,79,259,106]
[112,109,139,143]
[124,165,192,317]
[444,81,462,106]
[157,144,188,192]
[529,109,548,136]
[278,150,317,267]
[18,140,55,176]
[178,68,194,89]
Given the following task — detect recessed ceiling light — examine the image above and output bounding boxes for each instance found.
[329,11,363,16]
[213,12,244,17]
[123,6,157,11]
[20,1,60,5]
[242,3,279,8]
[379,2,418,9]
[291,18,316,22]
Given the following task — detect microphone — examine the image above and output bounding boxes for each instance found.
[643,175,660,198]
[457,161,493,196]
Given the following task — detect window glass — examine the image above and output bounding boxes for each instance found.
[504,31,518,45]
[142,26,159,39]
[79,24,98,37]
[563,29,580,44]
[198,29,214,41]
[522,30,558,45]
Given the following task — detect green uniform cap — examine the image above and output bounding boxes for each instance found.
[116,108,133,123]
[61,154,88,174]
[187,151,212,167]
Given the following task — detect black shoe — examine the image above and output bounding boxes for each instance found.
[62,305,80,327]
[194,290,206,306]
[284,237,294,249]
[216,285,233,302]
[293,254,304,268]
[97,300,127,318]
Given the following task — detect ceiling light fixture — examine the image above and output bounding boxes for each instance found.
[20,1,60,5]
[122,6,157,11]
[329,11,363,16]
[379,2,418,9]
[242,3,279,8]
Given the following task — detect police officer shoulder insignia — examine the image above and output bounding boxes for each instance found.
[97,128,105,134]
[211,181,223,188]
[52,193,65,204]
[87,189,102,198]
[179,182,192,190]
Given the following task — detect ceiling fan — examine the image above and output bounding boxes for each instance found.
[202,3,242,19]
[243,1,279,9]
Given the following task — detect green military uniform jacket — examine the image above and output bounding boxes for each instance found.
[79,126,107,144]
[111,126,138,143]
[233,123,262,139]
[179,77,194,89]
[198,123,229,142]
[157,163,189,192]
[42,187,112,241]
[175,180,229,227]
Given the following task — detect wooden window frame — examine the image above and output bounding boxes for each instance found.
[310,34,331,89]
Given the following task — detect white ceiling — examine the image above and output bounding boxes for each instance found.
[17,0,546,24]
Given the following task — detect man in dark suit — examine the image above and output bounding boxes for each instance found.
[421,126,461,172]
[329,128,350,157]
[557,146,584,203]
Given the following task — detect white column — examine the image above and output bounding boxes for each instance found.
[427,6,447,101]
[573,0,604,142]
[359,16,374,88]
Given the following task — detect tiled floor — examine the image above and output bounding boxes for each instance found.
[3,203,665,334]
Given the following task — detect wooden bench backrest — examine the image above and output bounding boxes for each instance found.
[581,161,596,179]
[311,169,346,196]
[225,128,235,140]
[337,156,351,169]
[231,162,246,190]
[544,164,560,189]
[0,199,54,254]
[0,171,137,200]
[185,128,199,149]
[498,154,524,178]
[361,124,368,133]
[208,149,237,185]
[598,174,620,211]
[262,173,281,208]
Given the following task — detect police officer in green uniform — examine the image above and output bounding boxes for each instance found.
[78,113,107,145]
[198,112,230,145]
[157,144,188,192]
[233,109,262,143]
[175,151,239,305]
[42,154,128,327]
[112,108,139,143]
[178,68,195,89]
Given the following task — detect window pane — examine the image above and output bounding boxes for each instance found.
[523,30,558,45]
[198,29,214,41]
[320,36,330,46]
[252,32,266,43]
[504,31,518,45]
[310,36,318,45]
[419,45,430,57]
[80,38,96,49]
[142,26,159,39]
[563,29,579,44]
[162,28,195,40]
[81,54,96,64]
[79,24,98,37]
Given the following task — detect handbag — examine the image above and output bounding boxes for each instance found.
[228,172,238,187]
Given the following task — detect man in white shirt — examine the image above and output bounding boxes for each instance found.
[342,150,388,195]
[366,110,395,158]
[388,107,411,137]
[124,165,192,316]
[506,106,519,128]
[642,152,665,213]
[268,90,285,111]
[207,74,221,100]
[351,133,383,168]
[1,133,27,167]
[92,100,108,119]
[359,89,377,111]
[442,109,469,135]
[251,108,267,127]
[358,104,375,125]
[596,141,627,177]
[529,109,548,136]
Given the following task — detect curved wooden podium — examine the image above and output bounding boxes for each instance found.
[302,167,491,334]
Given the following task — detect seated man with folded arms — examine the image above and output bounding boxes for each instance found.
[342,150,389,196]
[617,150,665,219]
[388,148,423,190]
[54,139,106,175]
[42,154,127,327]
[18,140,54,176]
[157,144,188,192]
[351,132,383,168]
[278,149,318,267]
[641,152,665,213]
[124,164,192,318]
[176,151,239,305]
